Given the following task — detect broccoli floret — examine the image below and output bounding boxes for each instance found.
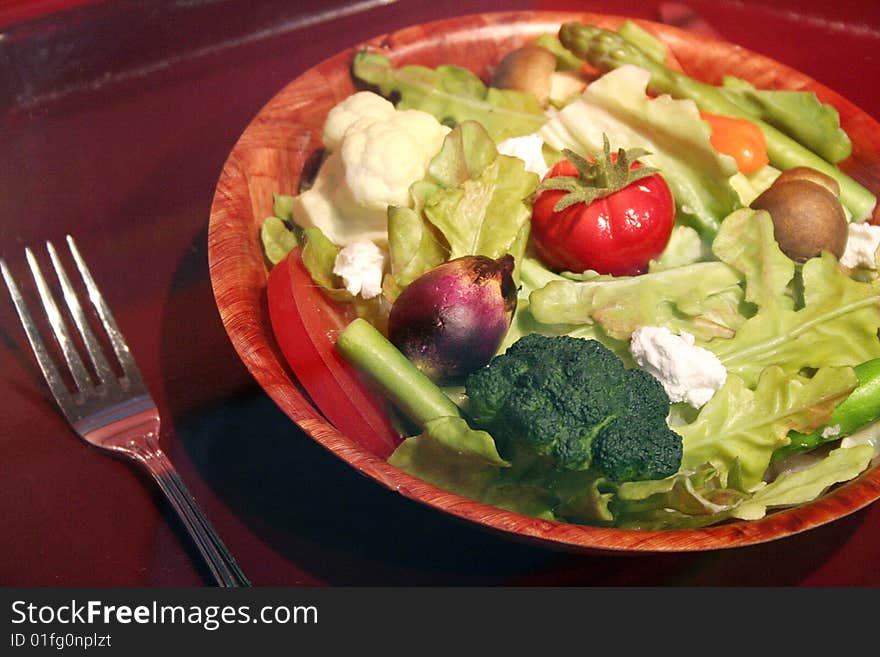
[464,333,682,481]
[592,416,683,482]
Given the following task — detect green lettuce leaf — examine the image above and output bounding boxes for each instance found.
[387,416,509,500]
[383,123,494,296]
[424,156,535,261]
[272,192,296,221]
[384,206,446,296]
[352,52,547,142]
[420,119,499,188]
[387,121,539,292]
[388,416,562,519]
[482,484,559,520]
[710,208,794,312]
[728,165,780,208]
[648,225,710,272]
[720,75,852,164]
[613,464,747,529]
[260,216,299,266]
[710,252,880,386]
[524,206,880,387]
[300,226,346,298]
[498,257,632,361]
[528,260,744,342]
[538,64,741,239]
[549,468,616,525]
[677,365,858,492]
[731,445,873,520]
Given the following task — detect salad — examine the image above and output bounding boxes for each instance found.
[260,19,880,530]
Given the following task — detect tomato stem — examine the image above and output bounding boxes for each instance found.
[537,134,659,212]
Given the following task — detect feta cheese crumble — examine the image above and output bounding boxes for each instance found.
[629,326,727,409]
[840,222,880,270]
[821,424,841,439]
[496,133,550,178]
[332,240,386,299]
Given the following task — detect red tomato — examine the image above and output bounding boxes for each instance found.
[531,158,675,276]
[267,248,401,458]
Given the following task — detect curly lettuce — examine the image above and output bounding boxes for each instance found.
[529,262,745,342]
[352,52,547,142]
[677,365,858,492]
[732,445,874,520]
[386,121,539,297]
[720,75,852,164]
[710,246,880,386]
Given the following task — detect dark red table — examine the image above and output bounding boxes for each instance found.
[2,0,879,586]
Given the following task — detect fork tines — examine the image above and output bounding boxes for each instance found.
[1,236,145,415]
[3,236,251,587]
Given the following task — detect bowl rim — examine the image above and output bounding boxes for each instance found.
[208,9,880,553]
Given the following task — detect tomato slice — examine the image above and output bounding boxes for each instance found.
[267,247,401,458]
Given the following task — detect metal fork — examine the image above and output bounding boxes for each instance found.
[1,235,250,587]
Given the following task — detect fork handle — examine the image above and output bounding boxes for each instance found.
[139,450,251,587]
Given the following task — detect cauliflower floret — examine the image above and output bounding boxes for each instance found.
[322,91,395,151]
[292,94,450,247]
[341,110,450,210]
[629,326,727,409]
[293,149,389,246]
[333,240,386,299]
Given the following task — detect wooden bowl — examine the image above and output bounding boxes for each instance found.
[208,11,880,553]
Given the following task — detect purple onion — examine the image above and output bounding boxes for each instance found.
[388,255,518,382]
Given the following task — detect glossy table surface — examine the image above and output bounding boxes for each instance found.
[2,0,880,587]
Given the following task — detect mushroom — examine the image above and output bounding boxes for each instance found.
[773,166,841,199]
[491,45,557,107]
[750,168,848,263]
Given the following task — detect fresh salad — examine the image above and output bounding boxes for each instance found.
[261,20,880,530]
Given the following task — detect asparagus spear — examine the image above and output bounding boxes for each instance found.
[336,317,462,427]
[558,22,877,222]
[616,19,668,65]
